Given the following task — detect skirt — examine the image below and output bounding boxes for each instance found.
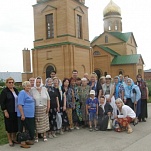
[117,117,132,127]
[4,112,18,133]
[35,106,49,133]
[49,108,57,131]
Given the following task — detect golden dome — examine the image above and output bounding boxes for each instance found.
[103,0,121,17]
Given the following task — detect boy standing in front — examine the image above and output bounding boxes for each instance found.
[86,90,99,131]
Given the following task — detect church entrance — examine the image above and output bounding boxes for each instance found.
[94,69,102,80]
[46,65,55,78]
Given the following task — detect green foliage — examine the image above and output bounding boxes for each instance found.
[0,110,7,145]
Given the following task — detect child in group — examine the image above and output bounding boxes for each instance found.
[86,90,99,131]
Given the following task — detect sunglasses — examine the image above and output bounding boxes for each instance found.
[8,82,14,84]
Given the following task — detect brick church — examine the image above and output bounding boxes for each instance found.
[22,0,144,81]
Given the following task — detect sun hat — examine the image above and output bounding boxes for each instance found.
[90,90,95,95]
[105,75,111,79]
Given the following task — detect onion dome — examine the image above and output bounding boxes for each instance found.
[103,0,121,17]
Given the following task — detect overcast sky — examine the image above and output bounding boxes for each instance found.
[0,0,151,72]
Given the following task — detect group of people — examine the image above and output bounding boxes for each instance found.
[0,70,149,148]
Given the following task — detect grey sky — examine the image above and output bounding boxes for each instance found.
[0,0,151,72]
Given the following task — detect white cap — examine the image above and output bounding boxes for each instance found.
[90,90,95,95]
[81,77,87,81]
[105,75,111,79]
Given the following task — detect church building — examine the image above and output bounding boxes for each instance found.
[91,0,144,80]
[22,0,144,81]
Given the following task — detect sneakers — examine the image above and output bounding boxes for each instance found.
[60,130,64,135]
[34,137,38,143]
[89,127,93,132]
[75,126,80,130]
[48,134,54,139]
[94,127,99,131]
[52,133,57,138]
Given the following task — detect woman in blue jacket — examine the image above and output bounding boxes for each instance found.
[124,78,141,119]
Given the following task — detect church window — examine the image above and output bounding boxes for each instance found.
[105,35,108,43]
[46,14,54,39]
[115,21,118,31]
[93,51,100,56]
[77,15,82,38]
[108,21,112,31]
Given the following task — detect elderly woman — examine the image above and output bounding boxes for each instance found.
[1,77,18,146]
[45,78,59,138]
[98,96,113,131]
[102,75,116,119]
[30,77,50,142]
[115,98,136,133]
[135,74,149,122]
[78,77,91,127]
[114,76,124,100]
[17,81,35,148]
[124,78,141,112]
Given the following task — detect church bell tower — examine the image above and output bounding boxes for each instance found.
[29,0,93,80]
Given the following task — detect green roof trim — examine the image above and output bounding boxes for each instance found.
[91,32,133,44]
[111,54,141,65]
[97,45,120,56]
[109,32,132,42]
[32,42,90,50]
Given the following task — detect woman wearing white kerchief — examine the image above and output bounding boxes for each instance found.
[30,77,50,142]
[98,96,113,131]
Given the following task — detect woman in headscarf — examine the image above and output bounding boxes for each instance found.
[78,77,91,127]
[135,74,148,122]
[114,76,124,100]
[30,77,50,142]
[102,75,116,119]
[124,78,141,122]
[45,78,59,138]
[98,96,113,131]
[115,98,136,134]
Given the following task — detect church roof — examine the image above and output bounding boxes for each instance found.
[91,32,137,46]
[98,45,120,56]
[109,32,132,42]
[111,54,143,65]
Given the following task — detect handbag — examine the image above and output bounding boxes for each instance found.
[16,120,30,142]
[16,131,30,143]
[56,112,62,129]
[107,116,112,130]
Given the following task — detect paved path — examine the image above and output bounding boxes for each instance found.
[0,104,151,151]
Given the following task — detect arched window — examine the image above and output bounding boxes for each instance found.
[131,50,133,54]
[93,51,101,56]
[46,65,55,78]
[105,35,108,43]
[118,69,124,75]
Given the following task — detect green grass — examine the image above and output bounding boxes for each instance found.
[0,110,7,145]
